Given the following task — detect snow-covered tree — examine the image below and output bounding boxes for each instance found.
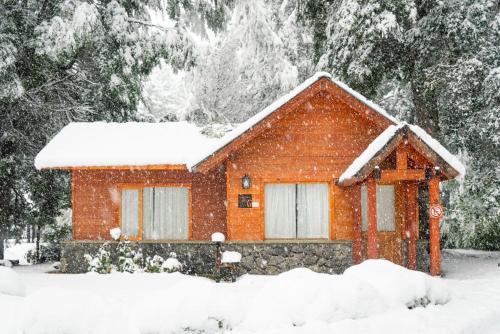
[303,0,500,249]
[0,0,188,258]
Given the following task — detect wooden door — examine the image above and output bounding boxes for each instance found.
[377,182,404,264]
[360,183,404,264]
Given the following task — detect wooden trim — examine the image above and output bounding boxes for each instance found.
[396,145,408,170]
[380,169,425,182]
[226,159,233,240]
[408,136,459,179]
[428,177,441,276]
[352,184,362,264]
[338,126,460,186]
[407,182,418,270]
[338,132,405,186]
[330,182,336,240]
[367,178,378,259]
[71,170,76,240]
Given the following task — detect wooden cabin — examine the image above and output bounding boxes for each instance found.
[35,72,465,275]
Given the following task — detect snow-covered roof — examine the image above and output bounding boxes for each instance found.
[36,72,463,177]
[338,123,465,184]
[188,71,398,170]
[35,122,218,169]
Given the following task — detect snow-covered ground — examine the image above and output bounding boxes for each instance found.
[4,240,36,265]
[0,249,499,334]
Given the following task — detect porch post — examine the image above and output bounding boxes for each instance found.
[352,184,362,264]
[367,178,378,259]
[406,183,418,270]
[429,177,441,276]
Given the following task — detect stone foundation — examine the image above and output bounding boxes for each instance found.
[61,240,353,275]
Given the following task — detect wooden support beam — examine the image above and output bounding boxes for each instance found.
[429,177,441,276]
[367,178,378,259]
[396,146,408,170]
[406,183,418,270]
[380,169,425,182]
[352,185,362,264]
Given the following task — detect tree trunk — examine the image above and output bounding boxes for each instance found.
[0,235,4,260]
[31,225,36,243]
[35,225,40,263]
[412,77,440,137]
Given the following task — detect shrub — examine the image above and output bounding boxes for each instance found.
[162,252,182,273]
[84,242,113,274]
[145,255,165,273]
[116,238,143,273]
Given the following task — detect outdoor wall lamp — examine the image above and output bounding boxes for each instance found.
[242,174,251,189]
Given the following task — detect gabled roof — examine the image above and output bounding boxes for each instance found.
[188,72,398,172]
[35,122,217,170]
[337,123,466,186]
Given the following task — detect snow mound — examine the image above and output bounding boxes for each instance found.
[0,266,26,297]
[22,288,138,334]
[344,259,450,308]
[109,227,121,240]
[241,268,386,330]
[4,240,36,265]
[221,251,241,263]
[211,232,225,243]
[162,257,182,272]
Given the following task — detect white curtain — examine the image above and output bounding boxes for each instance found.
[361,185,368,232]
[121,189,139,237]
[297,184,329,238]
[265,184,296,238]
[143,187,189,240]
[376,185,395,231]
[143,187,155,239]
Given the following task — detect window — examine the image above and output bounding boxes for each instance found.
[120,186,189,240]
[121,189,140,238]
[265,183,329,239]
[361,184,395,232]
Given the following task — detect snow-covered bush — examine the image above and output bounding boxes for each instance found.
[145,253,182,273]
[84,242,113,274]
[145,255,165,273]
[343,260,450,308]
[116,238,143,273]
[162,252,182,273]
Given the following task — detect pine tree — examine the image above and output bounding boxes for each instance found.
[300,0,500,249]
[0,0,189,258]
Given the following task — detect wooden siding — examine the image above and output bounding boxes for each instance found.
[72,167,226,240]
[225,93,384,241]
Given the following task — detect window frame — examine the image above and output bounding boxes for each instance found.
[117,183,192,241]
[360,183,396,233]
[263,181,332,240]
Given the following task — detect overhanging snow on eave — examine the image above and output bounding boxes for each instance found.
[337,123,466,186]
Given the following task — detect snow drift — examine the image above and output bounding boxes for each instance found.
[0,266,26,297]
[2,260,450,334]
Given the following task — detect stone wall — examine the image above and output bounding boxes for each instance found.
[61,240,353,275]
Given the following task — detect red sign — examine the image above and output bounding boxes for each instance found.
[430,204,444,219]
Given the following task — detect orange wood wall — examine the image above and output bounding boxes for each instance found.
[72,167,226,240]
[225,95,385,240]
